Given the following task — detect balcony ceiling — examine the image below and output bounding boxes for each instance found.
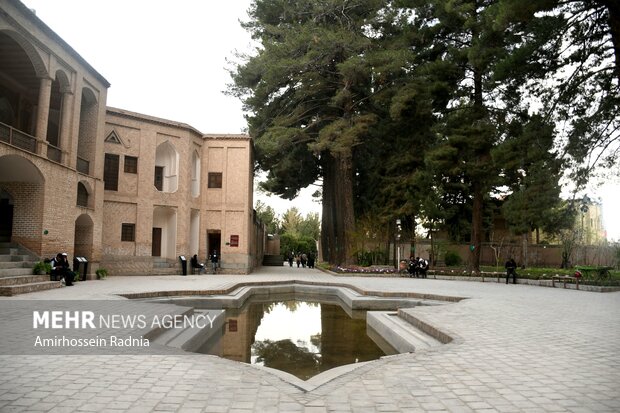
[0,32,39,99]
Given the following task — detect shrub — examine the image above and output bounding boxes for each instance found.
[444,250,462,266]
[96,268,108,279]
[33,261,52,275]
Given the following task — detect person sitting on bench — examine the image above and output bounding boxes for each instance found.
[190,254,205,274]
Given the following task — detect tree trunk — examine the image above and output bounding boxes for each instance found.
[332,152,356,265]
[522,233,528,268]
[601,0,620,80]
[469,28,485,274]
[321,155,336,264]
[321,152,356,265]
[469,182,483,274]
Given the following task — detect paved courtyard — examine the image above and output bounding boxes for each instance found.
[0,266,618,412]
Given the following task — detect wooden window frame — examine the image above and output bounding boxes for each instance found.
[124,156,138,174]
[208,172,222,188]
[104,154,119,191]
[121,223,135,242]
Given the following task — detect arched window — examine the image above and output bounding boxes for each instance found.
[191,150,200,197]
[154,141,179,192]
[77,182,89,207]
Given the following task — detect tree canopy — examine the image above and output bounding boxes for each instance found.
[233,0,619,269]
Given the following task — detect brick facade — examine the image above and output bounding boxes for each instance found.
[0,0,262,276]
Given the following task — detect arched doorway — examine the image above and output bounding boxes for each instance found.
[74,214,94,261]
[190,209,200,255]
[77,87,98,175]
[0,155,45,251]
[152,206,177,259]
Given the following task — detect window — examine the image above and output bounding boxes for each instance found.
[208,172,222,188]
[76,183,88,207]
[103,154,119,191]
[154,166,164,191]
[121,223,135,242]
[124,156,138,173]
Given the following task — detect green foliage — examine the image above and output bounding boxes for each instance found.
[252,339,320,380]
[494,115,567,236]
[280,232,317,256]
[231,0,619,268]
[356,250,386,267]
[255,200,281,235]
[494,0,620,186]
[444,250,462,267]
[230,0,389,264]
[96,268,108,280]
[33,261,51,275]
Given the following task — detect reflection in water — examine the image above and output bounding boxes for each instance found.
[197,300,385,380]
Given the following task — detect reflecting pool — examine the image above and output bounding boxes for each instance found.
[196,300,387,380]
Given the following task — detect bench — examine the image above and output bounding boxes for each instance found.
[552,275,579,289]
[574,266,612,281]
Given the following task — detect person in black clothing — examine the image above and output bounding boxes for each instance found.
[51,252,74,286]
[407,256,418,278]
[307,252,315,269]
[505,258,517,284]
[417,257,429,278]
[190,254,204,274]
[288,252,294,267]
[209,250,219,274]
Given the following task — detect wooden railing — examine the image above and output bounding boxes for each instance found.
[0,121,37,154]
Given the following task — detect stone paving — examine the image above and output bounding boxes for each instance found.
[0,266,618,412]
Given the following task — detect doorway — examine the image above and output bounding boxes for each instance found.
[207,231,221,257]
[0,190,13,242]
[152,227,162,256]
[0,191,13,242]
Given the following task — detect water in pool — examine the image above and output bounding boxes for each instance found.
[196,300,386,380]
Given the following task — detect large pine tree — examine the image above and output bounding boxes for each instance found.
[230,0,385,264]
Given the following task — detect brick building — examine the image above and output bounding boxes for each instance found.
[0,0,263,276]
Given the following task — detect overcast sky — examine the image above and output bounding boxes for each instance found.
[20,0,619,239]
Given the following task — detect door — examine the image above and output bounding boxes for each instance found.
[207,232,221,257]
[152,227,162,256]
[0,198,13,242]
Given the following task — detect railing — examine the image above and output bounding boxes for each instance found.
[76,156,90,175]
[46,144,62,163]
[1,122,93,177]
[0,121,37,154]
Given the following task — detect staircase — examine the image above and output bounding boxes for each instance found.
[0,243,61,296]
[262,254,284,266]
[152,257,180,275]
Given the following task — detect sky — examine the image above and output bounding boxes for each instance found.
[19,0,620,240]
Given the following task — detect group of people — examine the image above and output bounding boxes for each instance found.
[287,252,316,269]
[407,256,430,278]
[190,250,219,274]
[48,252,75,286]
